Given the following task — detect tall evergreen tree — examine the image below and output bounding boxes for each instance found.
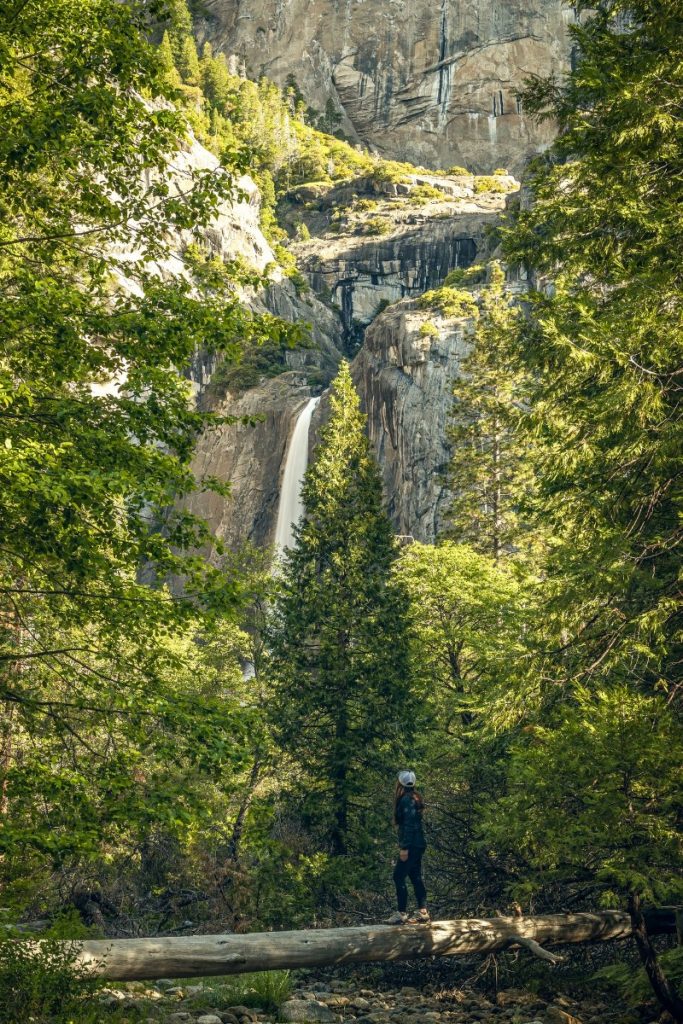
[269,363,415,856]
[445,263,534,561]
[480,3,683,1002]
[502,0,682,696]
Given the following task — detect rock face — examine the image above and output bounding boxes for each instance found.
[281,170,512,339]
[186,373,319,552]
[199,0,574,173]
[183,171,519,551]
[352,300,470,542]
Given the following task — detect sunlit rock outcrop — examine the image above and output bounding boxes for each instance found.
[198,0,574,173]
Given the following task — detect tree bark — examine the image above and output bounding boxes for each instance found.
[629,894,683,1024]
[69,910,670,981]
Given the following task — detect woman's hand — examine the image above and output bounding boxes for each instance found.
[399,849,409,862]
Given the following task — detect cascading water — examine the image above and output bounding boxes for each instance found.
[274,396,321,552]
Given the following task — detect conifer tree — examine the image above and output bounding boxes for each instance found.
[501,0,683,701]
[200,43,233,110]
[177,34,201,87]
[446,263,533,561]
[158,30,182,91]
[165,0,193,61]
[480,5,683,1003]
[269,363,415,856]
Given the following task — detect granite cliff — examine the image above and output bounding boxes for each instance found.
[197,0,573,173]
[164,5,553,550]
[184,167,517,549]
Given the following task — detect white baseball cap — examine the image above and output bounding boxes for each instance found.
[398,770,416,787]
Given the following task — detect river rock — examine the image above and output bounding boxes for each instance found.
[281,998,337,1023]
[543,1009,583,1024]
[225,1007,259,1020]
[325,995,351,1007]
[197,1016,224,1024]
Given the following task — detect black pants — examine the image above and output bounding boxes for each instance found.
[393,847,427,911]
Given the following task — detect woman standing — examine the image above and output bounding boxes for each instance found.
[385,770,430,924]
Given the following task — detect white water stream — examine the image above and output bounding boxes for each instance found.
[274,396,320,552]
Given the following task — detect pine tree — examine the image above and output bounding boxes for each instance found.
[478,0,683,987]
[165,0,193,61]
[158,30,182,91]
[501,0,683,700]
[269,363,415,856]
[445,263,533,561]
[177,34,200,87]
[200,43,233,110]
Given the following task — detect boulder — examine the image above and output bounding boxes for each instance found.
[280,999,337,1023]
[544,1009,583,1024]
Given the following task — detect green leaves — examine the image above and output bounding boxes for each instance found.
[0,0,302,882]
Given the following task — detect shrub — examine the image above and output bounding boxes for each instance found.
[183,970,293,1014]
[417,287,479,319]
[274,242,309,293]
[370,159,413,185]
[474,175,510,194]
[594,947,683,1004]
[444,264,487,286]
[410,183,446,204]
[493,167,509,175]
[0,938,102,1024]
[354,198,379,212]
[447,165,469,176]
[419,320,439,338]
[364,216,391,236]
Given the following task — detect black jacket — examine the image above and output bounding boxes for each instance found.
[396,792,426,850]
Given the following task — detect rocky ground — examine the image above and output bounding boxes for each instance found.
[94,966,672,1024]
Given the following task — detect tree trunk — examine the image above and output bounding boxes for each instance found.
[227,759,262,865]
[69,910,672,982]
[629,894,683,1024]
[330,700,348,856]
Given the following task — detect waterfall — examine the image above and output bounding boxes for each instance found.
[274,396,321,552]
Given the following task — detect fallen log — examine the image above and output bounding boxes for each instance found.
[71,910,672,981]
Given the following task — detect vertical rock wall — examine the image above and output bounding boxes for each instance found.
[200,0,574,173]
[352,301,469,543]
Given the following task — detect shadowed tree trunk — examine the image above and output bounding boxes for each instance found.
[629,893,683,1024]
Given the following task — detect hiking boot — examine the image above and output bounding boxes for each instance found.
[407,909,430,924]
[384,911,408,924]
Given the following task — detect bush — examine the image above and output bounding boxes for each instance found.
[493,167,509,175]
[419,320,439,338]
[183,970,293,1014]
[364,216,391,236]
[417,287,479,319]
[354,198,378,212]
[474,175,511,194]
[370,159,413,185]
[444,264,487,286]
[447,165,470,176]
[0,938,102,1024]
[410,183,446,203]
[594,946,683,1004]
